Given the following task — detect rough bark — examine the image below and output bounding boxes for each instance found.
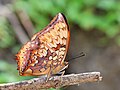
[0,72,102,90]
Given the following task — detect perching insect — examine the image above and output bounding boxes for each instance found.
[16,13,70,81]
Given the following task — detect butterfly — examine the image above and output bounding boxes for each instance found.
[16,13,70,81]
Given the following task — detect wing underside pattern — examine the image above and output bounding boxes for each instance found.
[16,13,70,77]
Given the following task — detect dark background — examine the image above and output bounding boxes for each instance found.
[0,0,120,90]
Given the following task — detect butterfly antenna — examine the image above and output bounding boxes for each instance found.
[68,52,85,61]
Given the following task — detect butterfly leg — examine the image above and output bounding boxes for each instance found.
[58,70,65,84]
[46,70,51,82]
[59,61,69,82]
[61,70,65,76]
[46,66,53,82]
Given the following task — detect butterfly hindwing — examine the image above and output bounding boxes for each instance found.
[16,13,70,77]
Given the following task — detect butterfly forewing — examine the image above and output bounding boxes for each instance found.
[16,13,70,77]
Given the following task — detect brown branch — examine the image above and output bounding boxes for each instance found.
[0,72,102,90]
[15,9,35,37]
[0,5,30,44]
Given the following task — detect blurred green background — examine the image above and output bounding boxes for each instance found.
[0,0,120,90]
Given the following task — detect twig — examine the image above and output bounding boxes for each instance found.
[0,72,102,90]
[0,5,30,44]
[15,9,35,37]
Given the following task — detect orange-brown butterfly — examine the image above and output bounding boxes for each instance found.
[16,13,70,81]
